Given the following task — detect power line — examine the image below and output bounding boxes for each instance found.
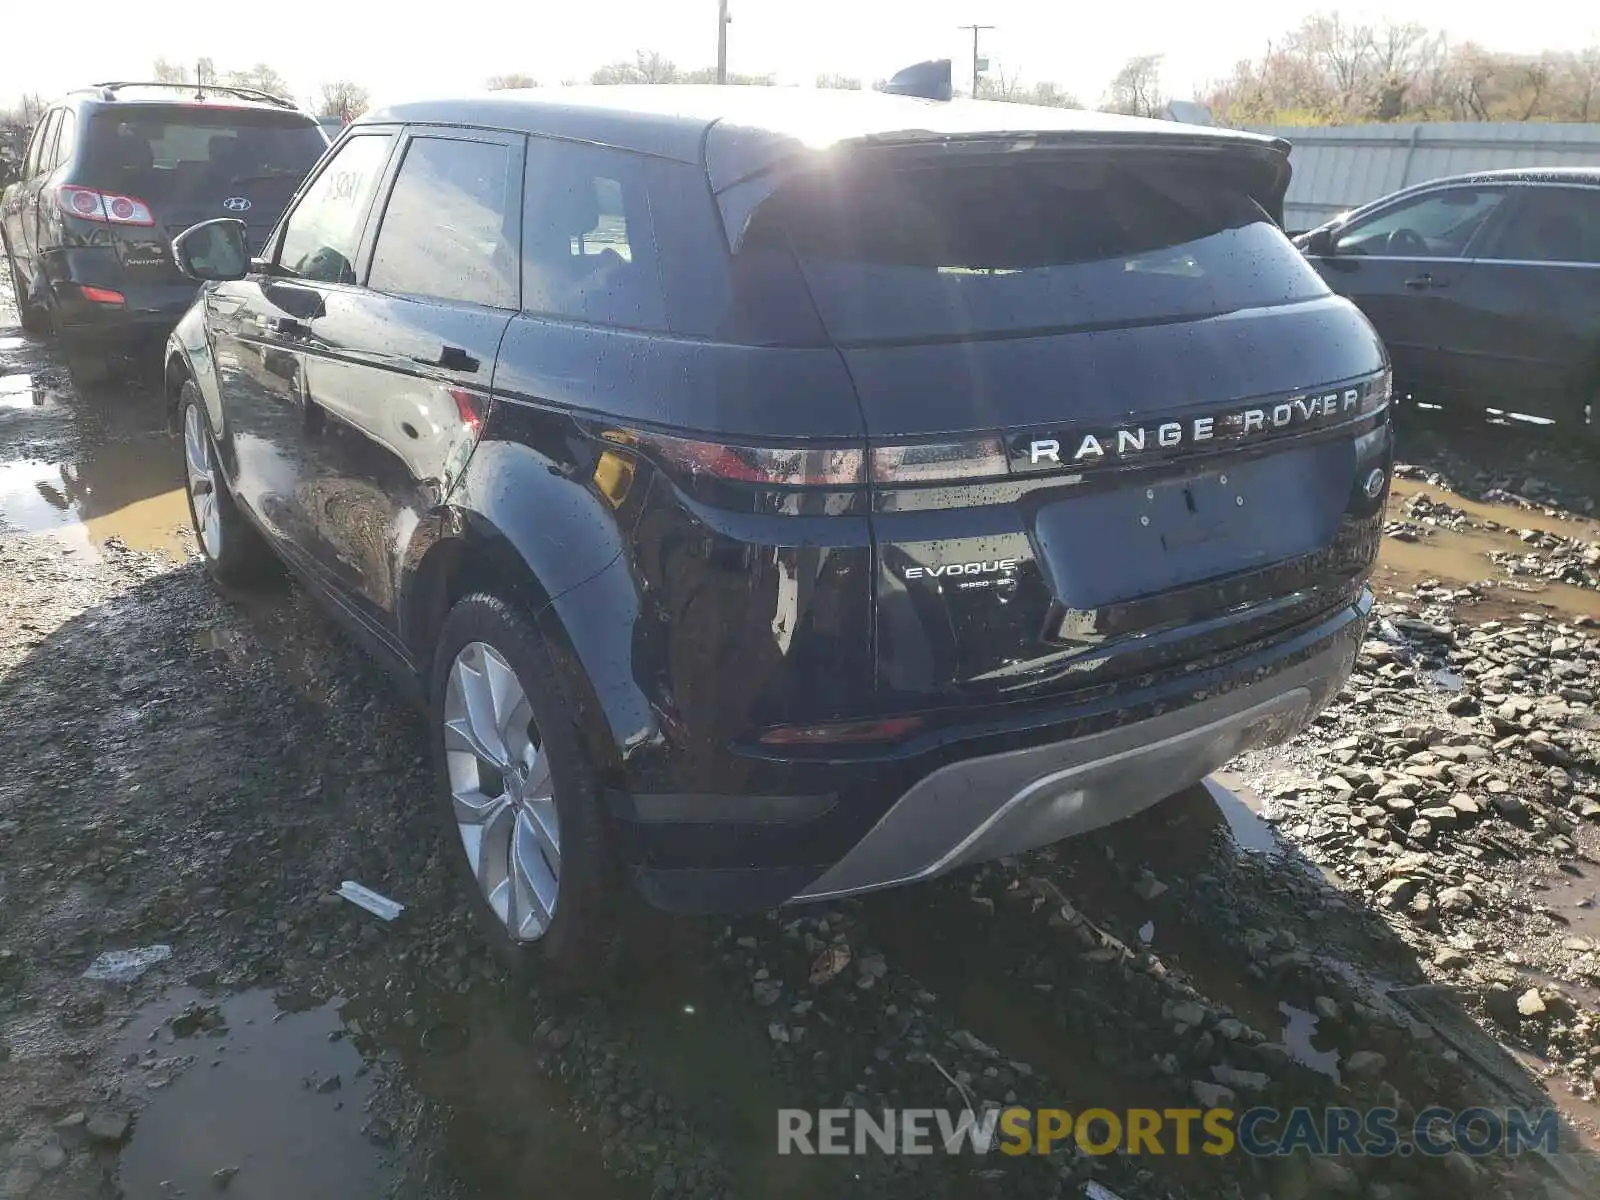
[957,24,995,97]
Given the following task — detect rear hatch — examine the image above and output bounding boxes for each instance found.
[739,142,1391,708]
[77,105,326,280]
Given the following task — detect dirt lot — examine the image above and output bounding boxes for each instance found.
[2,295,1600,1200]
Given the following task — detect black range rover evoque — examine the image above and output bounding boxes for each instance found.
[162,76,1392,976]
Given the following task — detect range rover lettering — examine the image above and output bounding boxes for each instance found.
[162,69,1392,977]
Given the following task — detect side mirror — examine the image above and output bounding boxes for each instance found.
[172,218,250,282]
[1300,226,1336,257]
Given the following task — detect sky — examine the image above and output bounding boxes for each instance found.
[9,0,1600,112]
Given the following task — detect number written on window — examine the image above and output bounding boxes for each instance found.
[278,134,392,285]
[367,137,517,307]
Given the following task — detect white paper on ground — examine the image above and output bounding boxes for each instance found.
[337,881,405,921]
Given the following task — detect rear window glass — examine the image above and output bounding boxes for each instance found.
[744,155,1326,344]
[83,108,325,186]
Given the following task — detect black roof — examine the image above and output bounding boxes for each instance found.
[361,85,1287,191]
[1396,166,1600,192]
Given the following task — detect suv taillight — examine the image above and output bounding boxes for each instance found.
[603,429,865,487]
[56,185,155,226]
[601,428,1020,490]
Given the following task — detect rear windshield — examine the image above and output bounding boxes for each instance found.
[83,108,324,189]
[744,153,1326,345]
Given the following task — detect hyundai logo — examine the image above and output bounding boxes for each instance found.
[222,197,252,212]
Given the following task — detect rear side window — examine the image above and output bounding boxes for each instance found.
[745,154,1327,345]
[521,138,665,330]
[278,133,393,284]
[26,111,59,178]
[368,136,518,308]
[82,108,325,186]
[1489,187,1600,264]
[53,111,76,170]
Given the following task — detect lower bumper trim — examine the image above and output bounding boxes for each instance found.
[793,606,1363,902]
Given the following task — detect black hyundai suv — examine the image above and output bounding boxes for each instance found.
[162,78,1392,976]
[1,82,326,362]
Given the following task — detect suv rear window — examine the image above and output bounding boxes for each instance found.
[745,153,1326,345]
[82,107,324,189]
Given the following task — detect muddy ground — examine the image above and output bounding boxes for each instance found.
[2,293,1600,1200]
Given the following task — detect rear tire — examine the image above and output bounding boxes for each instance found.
[179,380,277,586]
[5,246,48,335]
[429,593,623,988]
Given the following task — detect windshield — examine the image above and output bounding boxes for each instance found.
[82,107,325,192]
[744,153,1327,345]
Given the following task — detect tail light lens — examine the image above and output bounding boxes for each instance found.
[871,437,1008,484]
[603,429,864,487]
[758,715,925,746]
[1368,367,1393,414]
[56,185,154,226]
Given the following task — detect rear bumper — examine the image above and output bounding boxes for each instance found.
[625,588,1371,912]
[797,674,1311,901]
[42,248,195,338]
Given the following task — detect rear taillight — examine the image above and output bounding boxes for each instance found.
[56,185,155,226]
[758,715,925,746]
[870,437,1008,484]
[1369,367,1393,414]
[79,286,125,305]
[603,429,865,487]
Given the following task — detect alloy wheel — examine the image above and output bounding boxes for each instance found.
[183,403,222,560]
[443,641,561,941]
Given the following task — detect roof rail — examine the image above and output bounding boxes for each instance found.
[85,81,300,110]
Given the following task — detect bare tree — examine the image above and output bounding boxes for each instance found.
[1103,54,1165,117]
[1205,17,1600,125]
[975,65,1025,102]
[486,73,538,90]
[681,67,773,85]
[814,73,862,90]
[592,51,680,85]
[229,64,290,99]
[1564,45,1600,121]
[1289,15,1373,111]
[151,57,218,88]
[1024,81,1081,109]
[0,93,45,183]
[318,81,370,124]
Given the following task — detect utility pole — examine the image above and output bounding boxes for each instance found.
[717,0,731,84]
[957,24,994,98]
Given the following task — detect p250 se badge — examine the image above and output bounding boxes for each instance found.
[904,559,1021,590]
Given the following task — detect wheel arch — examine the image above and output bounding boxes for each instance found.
[402,513,655,789]
[164,305,227,443]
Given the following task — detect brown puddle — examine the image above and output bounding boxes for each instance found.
[1376,477,1600,622]
[0,434,190,560]
[117,983,629,1200]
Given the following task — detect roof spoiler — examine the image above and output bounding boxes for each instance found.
[880,59,953,102]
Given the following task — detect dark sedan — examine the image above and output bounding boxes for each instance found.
[1295,167,1600,442]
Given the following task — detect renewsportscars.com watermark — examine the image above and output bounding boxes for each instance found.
[777,1106,1560,1158]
